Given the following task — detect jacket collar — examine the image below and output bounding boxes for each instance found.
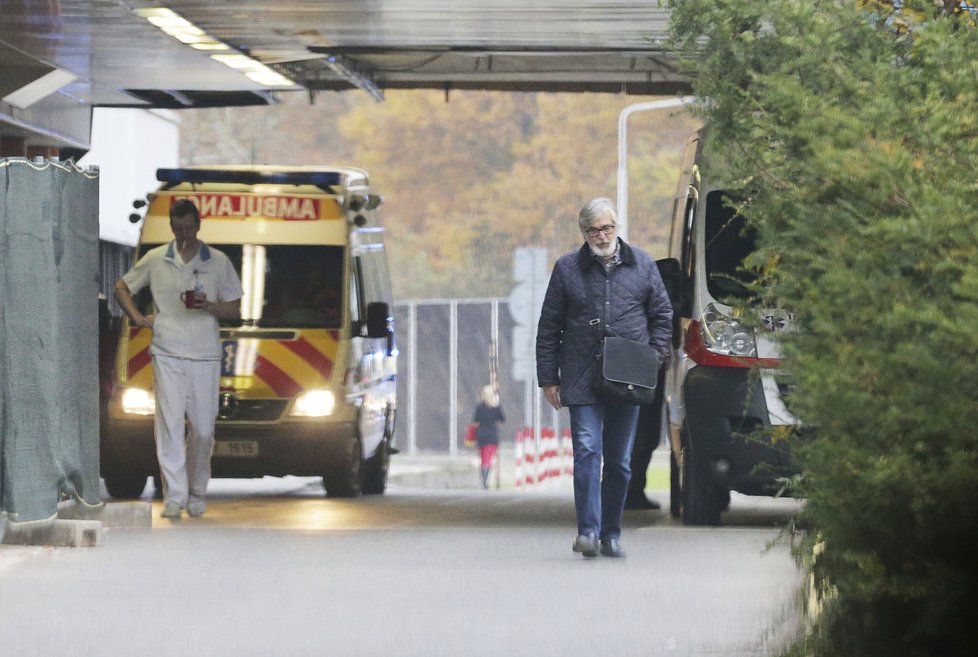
[576,238,635,270]
[165,240,212,263]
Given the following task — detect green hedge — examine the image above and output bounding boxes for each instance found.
[669,2,978,655]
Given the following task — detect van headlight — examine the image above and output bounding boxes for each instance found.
[701,304,757,357]
[290,390,336,417]
[121,388,156,415]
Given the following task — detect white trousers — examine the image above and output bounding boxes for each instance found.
[152,355,220,507]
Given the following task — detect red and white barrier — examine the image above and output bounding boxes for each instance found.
[515,427,573,489]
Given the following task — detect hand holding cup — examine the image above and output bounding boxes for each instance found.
[180,289,207,309]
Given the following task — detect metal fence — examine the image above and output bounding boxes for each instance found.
[393,298,568,455]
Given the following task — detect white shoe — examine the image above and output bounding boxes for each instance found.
[161,502,182,519]
[187,501,206,518]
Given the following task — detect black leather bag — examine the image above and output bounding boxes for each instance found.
[592,336,659,405]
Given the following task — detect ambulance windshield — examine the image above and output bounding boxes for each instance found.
[135,243,344,329]
[221,244,343,328]
[703,191,758,301]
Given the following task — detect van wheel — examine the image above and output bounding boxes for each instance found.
[669,451,681,518]
[362,436,390,495]
[322,434,363,498]
[681,452,722,526]
[103,475,149,499]
[679,427,723,526]
[717,488,730,511]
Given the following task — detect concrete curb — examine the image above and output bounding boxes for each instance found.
[0,499,152,548]
[57,499,152,529]
[2,519,103,547]
[388,456,482,490]
[387,447,521,490]
[386,446,671,492]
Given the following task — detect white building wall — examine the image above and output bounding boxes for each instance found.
[80,108,180,247]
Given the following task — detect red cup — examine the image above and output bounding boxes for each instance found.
[180,289,197,308]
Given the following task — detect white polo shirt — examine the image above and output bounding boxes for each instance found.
[123,241,243,361]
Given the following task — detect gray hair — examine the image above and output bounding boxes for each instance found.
[578,197,618,233]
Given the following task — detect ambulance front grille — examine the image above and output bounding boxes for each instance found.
[216,399,290,422]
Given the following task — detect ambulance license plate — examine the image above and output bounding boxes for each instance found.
[213,441,259,457]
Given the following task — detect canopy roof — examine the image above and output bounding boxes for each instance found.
[1,1,687,149]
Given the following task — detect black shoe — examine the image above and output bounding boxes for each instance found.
[624,492,661,511]
[600,538,626,558]
[572,533,600,558]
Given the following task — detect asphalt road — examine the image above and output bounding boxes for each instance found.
[0,475,805,657]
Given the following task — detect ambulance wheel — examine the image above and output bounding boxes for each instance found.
[104,474,149,499]
[322,434,363,498]
[362,437,391,495]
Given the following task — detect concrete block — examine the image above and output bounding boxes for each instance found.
[388,461,481,490]
[57,500,152,528]
[1,519,103,547]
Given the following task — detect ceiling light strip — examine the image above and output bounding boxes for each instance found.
[134,7,296,87]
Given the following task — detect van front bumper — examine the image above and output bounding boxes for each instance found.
[682,366,796,496]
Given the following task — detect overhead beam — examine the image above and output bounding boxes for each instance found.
[297,45,690,97]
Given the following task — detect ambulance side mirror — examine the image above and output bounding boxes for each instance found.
[365,301,392,339]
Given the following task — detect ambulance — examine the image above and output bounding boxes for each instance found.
[100,166,397,498]
[660,130,798,525]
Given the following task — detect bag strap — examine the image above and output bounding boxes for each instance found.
[581,265,603,338]
[580,265,609,376]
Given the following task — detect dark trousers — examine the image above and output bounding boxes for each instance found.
[628,366,666,494]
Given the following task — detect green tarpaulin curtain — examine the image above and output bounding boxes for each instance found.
[0,158,101,524]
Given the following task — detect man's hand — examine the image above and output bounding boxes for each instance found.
[114,278,154,331]
[543,384,561,411]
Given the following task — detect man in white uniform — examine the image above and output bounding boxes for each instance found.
[114,199,243,519]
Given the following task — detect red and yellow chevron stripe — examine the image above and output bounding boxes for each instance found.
[122,328,340,399]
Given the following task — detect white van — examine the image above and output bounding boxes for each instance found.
[101,166,397,498]
[660,131,798,525]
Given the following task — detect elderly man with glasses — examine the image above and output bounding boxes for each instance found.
[536,197,672,558]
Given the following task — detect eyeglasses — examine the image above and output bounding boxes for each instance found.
[584,224,616,238]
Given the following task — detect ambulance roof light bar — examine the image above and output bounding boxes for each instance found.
[157,168,343,190]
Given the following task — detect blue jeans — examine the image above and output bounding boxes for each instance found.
[568,401,641,541]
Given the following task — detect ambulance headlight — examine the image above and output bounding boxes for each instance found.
[290,390,336,417]
[701,304,757,358]
[121,388,156,415]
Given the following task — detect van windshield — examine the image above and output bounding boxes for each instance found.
[703,191,758,301]
[135,243,344,328]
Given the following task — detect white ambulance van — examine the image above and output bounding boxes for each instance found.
[101,166,397,498]
[660,131,798,525]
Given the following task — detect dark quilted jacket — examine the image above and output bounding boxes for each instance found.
[535,239,672,405]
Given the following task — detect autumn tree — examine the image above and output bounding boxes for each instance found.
[335,90,696,298]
